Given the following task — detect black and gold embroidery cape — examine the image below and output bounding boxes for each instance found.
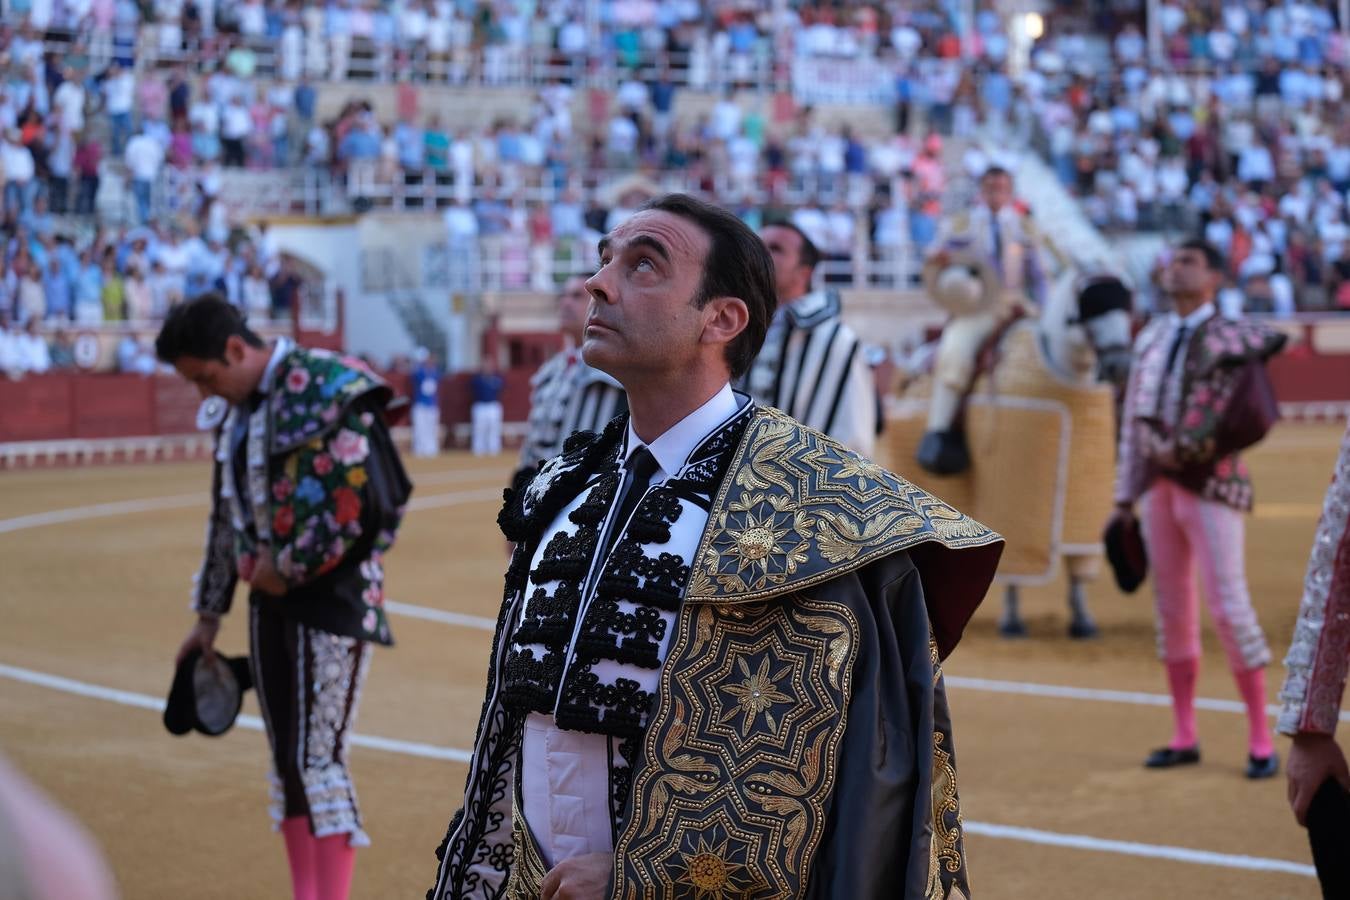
[430,406,1003,900]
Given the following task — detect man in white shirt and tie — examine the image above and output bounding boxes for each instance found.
[431,195,1003,900]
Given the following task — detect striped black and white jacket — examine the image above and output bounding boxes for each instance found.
[514,348,627,483]
[739,289,877,458]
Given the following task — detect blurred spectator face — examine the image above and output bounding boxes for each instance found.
[557,274,589,343]
[760,224,811,301]
[979,170,1013,211]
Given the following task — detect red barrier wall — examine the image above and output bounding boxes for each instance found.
[0,376,74,441]
[3,335,1348,445]
[1268,347,1350,403]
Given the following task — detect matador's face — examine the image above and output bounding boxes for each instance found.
[582,210,711,384]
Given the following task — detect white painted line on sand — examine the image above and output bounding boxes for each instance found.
[0,481,503,535]
[0,663,470,763]
[406,487,505,511]
[410,467,511,487]
[943,675,1350,723]
[0,494,206,534]
[385,601,496,632]
[6,473,1338,732]
[377,603,1349,724]
[0,661,1315,878]
[963,822,1315,877]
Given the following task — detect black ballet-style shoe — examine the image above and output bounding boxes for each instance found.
[1143,746,1201,768]
[1246,752,1279,780]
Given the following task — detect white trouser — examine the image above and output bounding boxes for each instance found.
[411,404,441,457]
[470,401,502,455]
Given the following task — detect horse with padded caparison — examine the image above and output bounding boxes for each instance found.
[885,255,1132,637]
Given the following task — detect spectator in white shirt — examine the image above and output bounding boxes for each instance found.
[0,310,21,378]
[711,95,742,142]
[1,131,36,221]
[1158,157,1190,229]
[242,263,272,319]
[12,318,51,375]
[103,62,135,155]
[1236,143,1276,188]
[124,131,164,225]
[52,69,85,135]
[220,96,251,168]
[606,114,639,164]
[1114,23,1145,62]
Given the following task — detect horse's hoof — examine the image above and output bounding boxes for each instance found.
[999,619,1028,638]
[917,430,971,475]
[1068,620,1100,640]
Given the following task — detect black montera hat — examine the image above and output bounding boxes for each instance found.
[163,649,253,737]
[1103,515,1148,594]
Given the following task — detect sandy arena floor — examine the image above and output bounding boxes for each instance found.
[1,422,1345,898]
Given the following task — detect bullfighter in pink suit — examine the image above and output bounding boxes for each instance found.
[1109,239,1286,778]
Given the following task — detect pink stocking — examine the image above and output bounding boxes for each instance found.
[315,833,356,900]
[1234,666,1275,759]
[1165,658,1200,750]
[280,816,318,900]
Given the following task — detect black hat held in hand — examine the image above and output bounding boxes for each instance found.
[163,648,253,737]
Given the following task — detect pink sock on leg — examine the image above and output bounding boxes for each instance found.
[280,816,319,900]
[1165,658,1200,750]
[1234,666,1275,759]
[315,833,356,900]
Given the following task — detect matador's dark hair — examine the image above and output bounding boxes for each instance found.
[155,294,264,364]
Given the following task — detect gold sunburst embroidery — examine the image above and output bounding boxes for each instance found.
[672,834,755,899]
[725,510,791,573]
[719,655,794,736]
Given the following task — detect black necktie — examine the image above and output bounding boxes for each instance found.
[1165,324,1190,373]
[604,446,660,559]
[991,215,1003,266]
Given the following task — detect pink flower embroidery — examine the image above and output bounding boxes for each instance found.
[1183,409,1203,429]
[272,478,293,501]
[362,610,378,633]
[237,552,257,582]
[362,584,384,607]
[1215,459,1233,478]
[330,429,369,466]
[359,557,383,581]
[286,368,310,394]
[312,453,334,476]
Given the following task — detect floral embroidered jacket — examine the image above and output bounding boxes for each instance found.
[193,344,412,645]
[1278,422,1350,736]
[1115,314,1286,512]
[430,406,1004,900]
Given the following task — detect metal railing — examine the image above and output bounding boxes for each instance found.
[35,27,787,94]
[89,164,925,291]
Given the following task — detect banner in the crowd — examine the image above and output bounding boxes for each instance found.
[791,57,897,106]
